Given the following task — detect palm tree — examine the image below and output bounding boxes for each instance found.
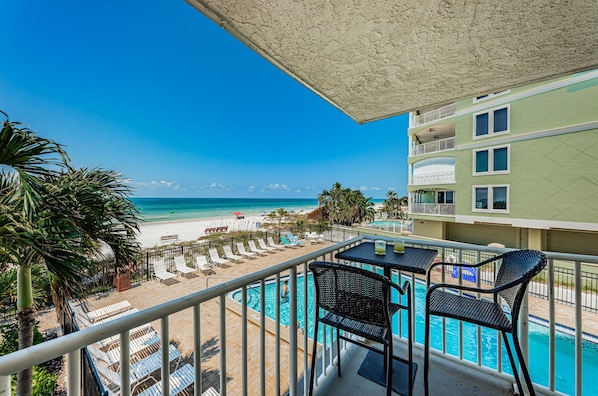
[0,113,140,395]
[317,183,375,226]
[383,189,400,218]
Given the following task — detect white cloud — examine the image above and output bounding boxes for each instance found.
[210,182,226,189]
[266,183,291,190]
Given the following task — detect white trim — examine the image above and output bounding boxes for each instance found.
[455,215,598,232]
[455,69,598,116]
[458,121,598,151]
[472,145,510,176]
[473,104,510,140]
[472,90,510,103]
[472,185,509,213]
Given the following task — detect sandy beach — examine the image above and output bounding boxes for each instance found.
[136,215,266,248]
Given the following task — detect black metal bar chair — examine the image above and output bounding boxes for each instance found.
[308,261,413,396]
[424,249,547,396]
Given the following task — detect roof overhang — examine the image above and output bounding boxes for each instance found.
[186,0,598,124]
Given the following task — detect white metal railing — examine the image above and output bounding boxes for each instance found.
[411,136,456,156]
[412,103,457,126]
[410,170,456,185]
[1,235,597,396]
[410,203,456,215]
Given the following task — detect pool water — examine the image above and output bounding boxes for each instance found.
[231,273,598,395]
[368,220,407,227]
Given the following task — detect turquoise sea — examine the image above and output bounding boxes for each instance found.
[131,198,321,223]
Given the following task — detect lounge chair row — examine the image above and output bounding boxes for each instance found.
[74,300,207,396]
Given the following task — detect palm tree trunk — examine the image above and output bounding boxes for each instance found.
[17,266,34,396]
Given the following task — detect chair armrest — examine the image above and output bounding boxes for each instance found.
[428,273,534,297]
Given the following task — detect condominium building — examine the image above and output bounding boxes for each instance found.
[407,70,598,255]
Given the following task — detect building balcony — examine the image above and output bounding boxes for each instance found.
[1,232,596,396]
[410,202,455,216]
[411,136,456,156]
[411,103,457,127]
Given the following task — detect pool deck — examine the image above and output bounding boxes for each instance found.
[78,242,596,395]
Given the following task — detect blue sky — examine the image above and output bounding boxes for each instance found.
[0,1,409,199]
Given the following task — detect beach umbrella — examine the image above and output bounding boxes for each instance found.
[231,211,244,219]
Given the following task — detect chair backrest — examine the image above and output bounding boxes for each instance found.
[237,242,247,253]
[267,236,277,245]
[494,249,547,318]
[154,259,167,274]
[196,255,210,268]
[258,238,268,248]
[287,234,297,242]
[280,235,290,244]
[248,240,259,250]
[209,248,220,259]
[309,261,404,327]
[223,245,234,256]
[174,255,186,269]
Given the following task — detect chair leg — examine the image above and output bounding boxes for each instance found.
[510,331,537,396]
[424,309,431,396]
[501,332,526,396]
[336,328,341,377]
[309,319,319,396]
[386,332,393,396]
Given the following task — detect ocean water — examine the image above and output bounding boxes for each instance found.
[131,198,320,223]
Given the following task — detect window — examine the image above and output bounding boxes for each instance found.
[473,145,510,175]
[437,191,454,204]
[473,185,509,212]
[474,105,509,138]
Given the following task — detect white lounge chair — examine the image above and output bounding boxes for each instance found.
[73,307,140,329]
[248,240,267,255]
[153,259,176,286]
[223,245,243,263]
[87,331,162,369]
[257,238,276,252]
[209,248,229,267]
[267,236,285,250]
[173,255,194,279]
[93,344,182,394]
[74,301,132,323]
[202,387,220,396]
[195,255,214,275]
[136,363,195,396]
[95,323,153,350]
[236,242,257,259]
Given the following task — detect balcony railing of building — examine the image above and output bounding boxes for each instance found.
[410,170,456,185]
[1,232,597,396]
[411,136,456,156]
[412,103,457,126]
[410,203,456,216]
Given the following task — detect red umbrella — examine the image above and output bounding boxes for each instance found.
[231,211,244,219]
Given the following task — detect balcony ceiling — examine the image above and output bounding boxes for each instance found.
[186,0,598,124]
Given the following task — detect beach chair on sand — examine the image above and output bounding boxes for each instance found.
[248,240,267,255]
[209,248,229,267]
[174,255,194,279]
[195,255,214,275]
[153,259,176,286]
[136,363,195,396]
[267,236,285,250]
[257,238,277,252]
[280,235,300,248]
[93,344,182,394]
[236,242,257,259]
[223,245,243,263]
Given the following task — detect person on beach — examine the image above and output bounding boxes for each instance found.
[281,280,288,303]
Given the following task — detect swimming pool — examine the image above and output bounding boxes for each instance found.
[230,272,598,395]
[367,220,407,227]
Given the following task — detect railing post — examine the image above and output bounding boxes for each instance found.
[0,375,10,395]
[67,349,81,396]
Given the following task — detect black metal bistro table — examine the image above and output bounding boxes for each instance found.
[335,242,438,395]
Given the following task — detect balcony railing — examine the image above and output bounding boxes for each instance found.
[412,103,457,126]
[1,232,597,396]
[411,136,456,156]
[410,203,456,216]
[410,170,456,185]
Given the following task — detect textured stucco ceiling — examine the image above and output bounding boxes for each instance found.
[186,0,598,124]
